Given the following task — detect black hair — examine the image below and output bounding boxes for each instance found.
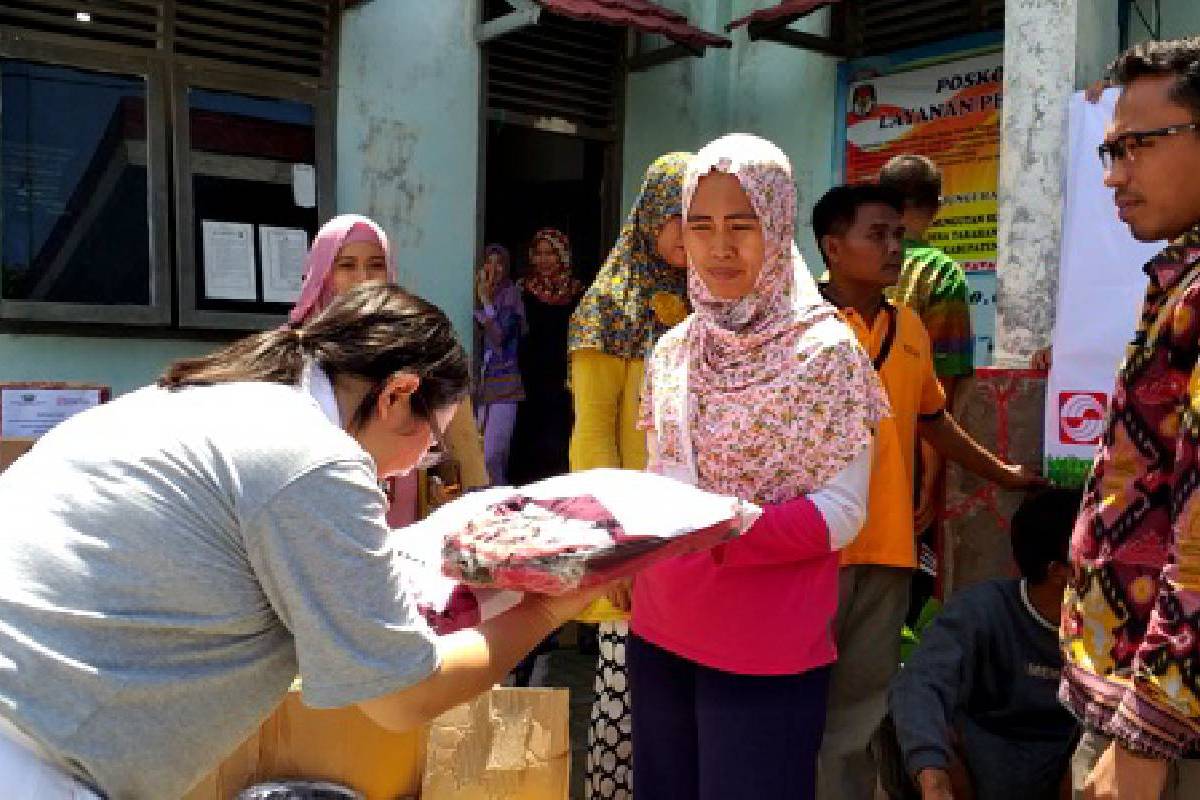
[161,282,469,431]
[878,155,943,213]
[811,184,905,264]
[1109,37,1200,117]
[1010,487,1082,583]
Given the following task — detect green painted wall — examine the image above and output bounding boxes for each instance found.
[0,334,217,397]
[1130,0,1200,44]
[622,0,840,271]
[335,0,481,350]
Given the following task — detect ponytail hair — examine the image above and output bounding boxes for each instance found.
[160,282,469,430]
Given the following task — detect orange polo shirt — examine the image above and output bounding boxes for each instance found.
[835,299,946,569]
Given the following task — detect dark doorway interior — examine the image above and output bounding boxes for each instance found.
[483,120,609,286]
[482,120,611,488]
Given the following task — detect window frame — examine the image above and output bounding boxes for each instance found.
[0,1,338,332]
[171,63,334,330]
[0,33,172,325]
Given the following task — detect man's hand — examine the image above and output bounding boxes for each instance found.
[476,262,499,307]
[427,476,462,508]
[916,767,955,800]
[1084,78,1111,103]
[919,412,1047,491]
[1082,741,1169,800]
[606,579,633,613]
[997,463,1047,492]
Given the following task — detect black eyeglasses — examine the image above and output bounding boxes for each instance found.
[1098,122,1200,169]
[411,393,448,468]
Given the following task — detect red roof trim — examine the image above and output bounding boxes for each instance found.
[726,0,838,33]
[538,0,731,50]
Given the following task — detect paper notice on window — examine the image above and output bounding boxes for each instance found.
[260,226,309,303]
[1,387,104,438]
[292,163,316,208]
[201,220,256,301]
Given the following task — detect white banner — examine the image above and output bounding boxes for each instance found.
[1044,88,1161,486]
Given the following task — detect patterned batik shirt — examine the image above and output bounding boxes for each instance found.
[889,239,975,379]
[1061,224,1200,759]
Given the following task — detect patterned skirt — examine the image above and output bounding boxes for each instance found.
[587,621,633,799]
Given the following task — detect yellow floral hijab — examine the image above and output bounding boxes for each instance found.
[568,152,691,360]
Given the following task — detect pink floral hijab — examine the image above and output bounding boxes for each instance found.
[289,214,395,324]
[644,134,888,504]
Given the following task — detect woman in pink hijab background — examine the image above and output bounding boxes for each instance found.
[291,214,489,525]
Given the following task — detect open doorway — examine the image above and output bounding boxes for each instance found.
[475,4,625,489]
[480,119,614,488]
[484,121,609,289]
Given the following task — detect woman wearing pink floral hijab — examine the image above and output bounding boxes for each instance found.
[630,135,888,799]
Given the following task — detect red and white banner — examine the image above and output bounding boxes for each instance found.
[1043,89,1160,485]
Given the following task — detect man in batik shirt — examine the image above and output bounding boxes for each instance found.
[1060,36,1200,800]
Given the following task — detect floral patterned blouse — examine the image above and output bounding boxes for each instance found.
[1061,224,1200,759]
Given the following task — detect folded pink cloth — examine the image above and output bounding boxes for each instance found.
[442,493,743,595]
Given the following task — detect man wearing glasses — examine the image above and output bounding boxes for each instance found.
[1061,37,1200,800]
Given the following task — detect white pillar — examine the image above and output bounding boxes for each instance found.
[994,0,1080,366]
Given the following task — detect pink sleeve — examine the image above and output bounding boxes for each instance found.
[711,496,831,567]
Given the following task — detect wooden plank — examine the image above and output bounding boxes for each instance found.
[176,18,324,52]
[173,4,326,40]
[1,7,159,42]
[488,62,615,101]
[175,35,320,71]
[490,50,615,88]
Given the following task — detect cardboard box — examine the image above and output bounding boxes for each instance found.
[186,688,570,800]
[422,688,570,800]
[184,690,426,800]
[0,437,35,473]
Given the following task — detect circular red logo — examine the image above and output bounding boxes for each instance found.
[1059,392,1107,445]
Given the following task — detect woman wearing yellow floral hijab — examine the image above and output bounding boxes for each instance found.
[567,152,690,800]
[568,152,691,473]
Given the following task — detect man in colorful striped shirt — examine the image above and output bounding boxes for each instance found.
[879,155,975,395]
[1060,37,1200,800]
[879,155,976,612]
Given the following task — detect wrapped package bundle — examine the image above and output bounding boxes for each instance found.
[440,469,759,595]
[390,519,522,635]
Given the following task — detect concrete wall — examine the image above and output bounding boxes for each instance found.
[945,371,1047,592]
[620,1,730,208]
[336,0,481,348]
[727,2,840,266]
[622,0,839,270]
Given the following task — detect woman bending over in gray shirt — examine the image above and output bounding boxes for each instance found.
[0,282,599,799]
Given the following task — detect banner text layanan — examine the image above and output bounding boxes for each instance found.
[845,53,1003,272]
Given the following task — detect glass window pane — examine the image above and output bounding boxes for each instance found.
[1,60,151,305]
[188,87,318,311]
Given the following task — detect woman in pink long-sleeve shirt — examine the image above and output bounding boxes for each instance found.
[629,134,888,800]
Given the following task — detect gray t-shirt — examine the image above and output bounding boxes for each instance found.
[0,382,439,799]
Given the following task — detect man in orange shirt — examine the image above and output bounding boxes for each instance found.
[812,185,1042,800]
